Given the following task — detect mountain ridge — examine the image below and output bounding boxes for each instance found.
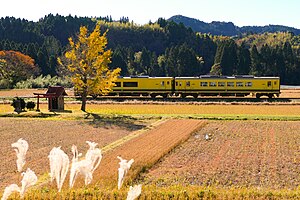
[168,15,300,36]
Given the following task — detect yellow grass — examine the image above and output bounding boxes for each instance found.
[2,103,300,119]
[85,104,300,116]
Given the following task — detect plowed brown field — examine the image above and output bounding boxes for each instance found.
[92,119,206,188]
[0,118,150,189]
[144,120,300,189]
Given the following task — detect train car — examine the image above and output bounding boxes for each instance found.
[174,75,280,98]
[110,76,174,98]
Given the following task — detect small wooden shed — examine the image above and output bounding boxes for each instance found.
[34,86,67,111]
[46,86,67,111]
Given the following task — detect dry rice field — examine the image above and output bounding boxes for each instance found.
[0,117,151,189]
[0,116,300,198]
[144,120,300,190]
[94,119,205,187]
[0,118,204,190]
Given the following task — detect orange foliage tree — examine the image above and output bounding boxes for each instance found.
[0,50,40,87]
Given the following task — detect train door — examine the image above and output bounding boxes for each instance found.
[175,80,185,91]
[160,80,167,90]
[186,80,196,91]
[186,80,193,89]
[159,79,171,98]
[267,80,273,89]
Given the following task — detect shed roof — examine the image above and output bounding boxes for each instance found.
[46,86,67,97]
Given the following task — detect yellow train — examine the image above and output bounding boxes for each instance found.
[107,75,280,98]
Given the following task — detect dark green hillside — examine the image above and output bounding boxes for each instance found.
[169,15,300,36]
[169,15,239,36]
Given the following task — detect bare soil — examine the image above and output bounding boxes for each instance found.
[143,121,300,189]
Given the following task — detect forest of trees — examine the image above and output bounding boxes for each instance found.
[1,14,300,89]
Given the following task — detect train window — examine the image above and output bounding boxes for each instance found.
[267,81,272,87]
[227,82,234,87]
[167,81,170,85]
[236,82,243,87]
[123,82,138,87]
[209,82,217,87]
[274,81,277,85]
[245,82,252,87]
[218,82,225,87]
[161,81,165,86]
[200,82,208,87]
[114,82,121,87]
[186,81,190,87]
[176,82,178,86]
[179,82,182,86]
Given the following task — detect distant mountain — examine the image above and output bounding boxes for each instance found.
[168,15,300,36]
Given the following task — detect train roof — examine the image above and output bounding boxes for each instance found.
[117,75,279,80]
[118,76,173,79]
[175,75,279,79]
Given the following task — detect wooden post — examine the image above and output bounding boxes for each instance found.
[49,96,52,111]
[36,95,40,112]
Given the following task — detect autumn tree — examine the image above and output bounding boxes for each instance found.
[210,63,222,75]
[59,23,120,111]
[0,50,40,88]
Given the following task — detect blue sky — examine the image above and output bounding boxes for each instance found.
[1,0,299,28]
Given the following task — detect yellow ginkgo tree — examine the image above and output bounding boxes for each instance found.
[59,23,120,111]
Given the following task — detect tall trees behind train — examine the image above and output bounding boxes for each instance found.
[1,14,300,88]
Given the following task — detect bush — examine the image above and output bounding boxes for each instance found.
[0,79,12,89]
[26,101,36,110]
[11,97,26,113]
[14,75,73,89]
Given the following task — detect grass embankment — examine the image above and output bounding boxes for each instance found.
[1,103,300,121]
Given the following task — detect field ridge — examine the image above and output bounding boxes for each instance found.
[101,118,167,153]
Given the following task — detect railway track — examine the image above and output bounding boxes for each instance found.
[1,95,299,104]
